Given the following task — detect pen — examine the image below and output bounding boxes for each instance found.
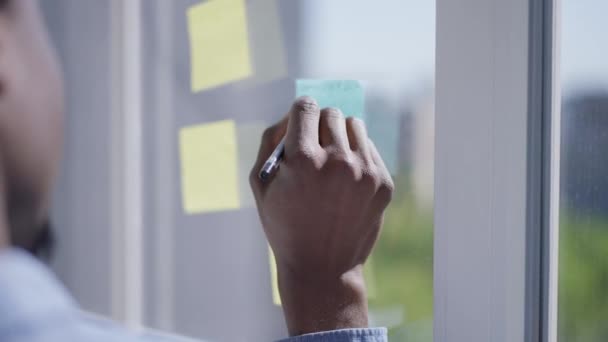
[258,138,285,182]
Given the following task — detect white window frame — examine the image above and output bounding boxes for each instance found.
[434,0,561,341]
[110,0,144,331]
[110,0,176,332]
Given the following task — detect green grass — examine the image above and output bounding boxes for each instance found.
[559,214,608,341]
[367,170,434,339]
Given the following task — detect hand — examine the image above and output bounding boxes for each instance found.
[250,97,394,336]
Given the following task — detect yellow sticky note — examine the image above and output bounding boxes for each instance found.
[179,120,240,214]
[187,0,253,92]
[269,246,281,305]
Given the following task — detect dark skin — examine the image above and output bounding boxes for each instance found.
[250,99,394,335]
[0,0,394,337]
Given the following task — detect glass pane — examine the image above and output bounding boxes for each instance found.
[42,1,115,316]
[43,0,434,341]
[143,1,435,340]
[559,1,608,340]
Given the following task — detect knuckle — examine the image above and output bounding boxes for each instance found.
[291,145,317,165]
[292,96,319,114]
[376,177,395,204]
[359,167,379,191]
[325,152,358,177]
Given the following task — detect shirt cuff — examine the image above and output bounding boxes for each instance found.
[0,248,76,331]
[277,328,387,342]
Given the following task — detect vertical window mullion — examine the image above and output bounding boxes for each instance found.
[434,0,541,341]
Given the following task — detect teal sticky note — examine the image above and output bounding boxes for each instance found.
[366,112,400,175]
[296,80,365,119]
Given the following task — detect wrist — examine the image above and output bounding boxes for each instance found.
[278,264,369,336]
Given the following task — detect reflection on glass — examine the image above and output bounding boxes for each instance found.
[559,1,608,341]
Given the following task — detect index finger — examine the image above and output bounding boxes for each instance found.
[284,97,320,154]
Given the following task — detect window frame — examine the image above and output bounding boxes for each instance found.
[109,0,145,330]
[538,1,561,341]
[434,0,560,341]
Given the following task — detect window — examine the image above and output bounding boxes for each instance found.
[558,0,608,340]
[141,1,435,340]
[44,0,435,341]
[46,0,601,341]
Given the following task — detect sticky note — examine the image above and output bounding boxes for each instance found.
[179,120,240,214]
[237,123,266,208]
[269,246,281,305]
[296,80,365,119]
[187,0,253,92]
[366,112,400,175]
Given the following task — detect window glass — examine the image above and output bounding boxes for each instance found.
[43,0,115,316]
[559,1,608,340]
[44,1,435,341]
[142,1,435,340]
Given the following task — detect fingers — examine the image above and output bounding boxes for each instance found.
[253,97,394,207]
[284,97,320,155]
[368,139,384,169]
[249,116,288,191]
[345,117,372,165]
[368,139,390,179]
[319,108,349,150]
[368,139,395,204]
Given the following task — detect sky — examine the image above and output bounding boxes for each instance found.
[561,0,608,92]
[300,0,435,96]
[297,0,608,95]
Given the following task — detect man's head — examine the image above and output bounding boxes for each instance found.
[0,0,63,253]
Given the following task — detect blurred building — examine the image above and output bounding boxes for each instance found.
[411,97,435,211]
[561,89,608,218]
